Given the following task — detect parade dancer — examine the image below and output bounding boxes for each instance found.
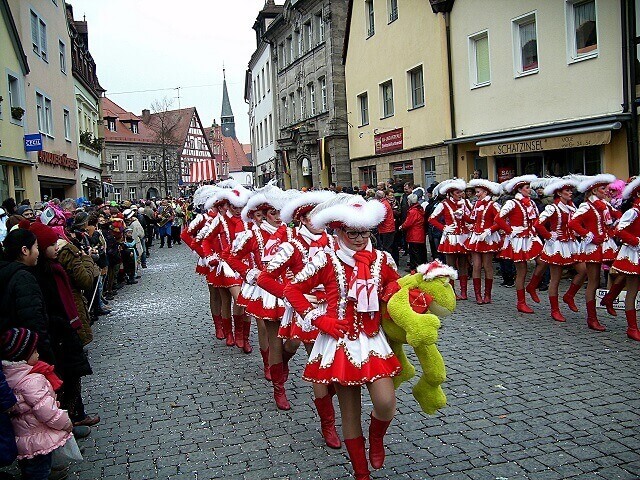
[569,174,620,331]
[257,190,342,446]
[464,179,502,304]
[533,178,585,322]
[283,194,402,480]
[428,178,470,300]
[609,177,640,340]
[494,175,544,313]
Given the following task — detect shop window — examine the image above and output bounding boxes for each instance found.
[391,161,414,185]
[422,157,436,189]
[360,165,377,188]
[13,167,25,203]
[0,166,9,202]
[567,0,598,62]
[469,31,490,88]
[512,12,538,76]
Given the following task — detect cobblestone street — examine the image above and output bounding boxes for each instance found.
[48,245,640,479]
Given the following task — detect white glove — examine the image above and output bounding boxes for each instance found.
[549,232,558,241]
[511,226,526,235]
[583,232,594,245]
[477,229,490,241]
[245,268,261,285]
[443,225,455,235]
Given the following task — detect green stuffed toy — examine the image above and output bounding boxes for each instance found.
[382,260,457,415]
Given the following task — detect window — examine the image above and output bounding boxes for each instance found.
[107,118,116,131]
[113,188,122,202]
[469,31,491,88]
[63,109,71,140]
[131,122,138,134]
[36,92,53,136]
[150,156,157,170]
[129,187,136,201]
[567,0,598,61]
[380,80,394,118]
[360,166,377,187]
[358,92,369,126]
[30,11,47,61]
[266,61,271,92]
[316,11,325,43]
[278,42,285,69]
[126,155,134,171]
[13,167,25,203]
[388,0,398,23]
[298,88,305,119]
[268,114,273,144]
[290,93,296,122]
[297,30,303,58]
[287,36,293,63]
[365,0,375,37]
[59,40,66,73]
[513,13,538,75]
[308,83,316,116]
[261,69,266,98]
[7,75,21,122]
[304,21,313,52]
[142,155,149,171]
[112,155,120,171]
[408,66,425,109]
[320,77,327,111]
[256,73,261,99]
[282,97,288,124]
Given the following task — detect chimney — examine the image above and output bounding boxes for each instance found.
[142,109,151,123]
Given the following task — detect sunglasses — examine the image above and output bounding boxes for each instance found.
[344,230,372,240]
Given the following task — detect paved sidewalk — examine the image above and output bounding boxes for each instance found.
[5,245,637,480]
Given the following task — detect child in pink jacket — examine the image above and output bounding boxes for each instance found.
[1,328,73,480]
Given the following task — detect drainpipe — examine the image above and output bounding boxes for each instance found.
[622,0,639,176]
[445,11,458,179]
[628,0,639,176]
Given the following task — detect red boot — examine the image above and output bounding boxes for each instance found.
[458,275,468,300]
[562,282,581,312]
[600,281,624,317]
[222,317,235,346]
[260,348,271,380]
[626,310,640,341]
[526,274,542,303]
[483,278,493,304]
[269,363,290,410]
[344,436,371,480]
[313,395,341,449]
[233,315,244,349]
[516,289,534,313]
[368,413,391,469]
[213,314,225,340]
[586,300,606,331]
[549,296,565,322]
[282,348,296,381]
[473,278,484,304]
[242,320,252,353]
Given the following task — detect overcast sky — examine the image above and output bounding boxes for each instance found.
[69,0,266,144]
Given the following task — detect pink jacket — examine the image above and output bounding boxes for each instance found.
[2,361,72,459]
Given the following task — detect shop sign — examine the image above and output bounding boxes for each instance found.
[375,128,403,155]
[497,167,516,182]
[392,161,413,173]
[479,131,611,157]
[38,150,78,170]
[24,133,43,152]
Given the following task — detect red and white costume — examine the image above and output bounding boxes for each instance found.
[495,175,543,262]
[612,197,640,275]
[464,179,502,253]
[569,174,621,263]
[534,182,581,266]
[428,179,471,254]
[283,196,402,385]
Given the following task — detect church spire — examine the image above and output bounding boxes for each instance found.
[221,66,236,139]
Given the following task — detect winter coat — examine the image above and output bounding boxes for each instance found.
[88,230,108,269]
[3,361,72,459]
[101,225,120,266]
[33,261,92,380]
[402,204,426,243]
[57,241,98,346]
[129,218,145,255]
[0,261,54,364]
[0,367,17,466]
[378,199,396,234]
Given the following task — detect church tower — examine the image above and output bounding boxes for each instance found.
[220,68,236,139]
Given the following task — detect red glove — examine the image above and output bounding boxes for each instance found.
[313,315,349,340]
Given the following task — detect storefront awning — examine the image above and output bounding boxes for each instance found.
[38,175,76,186]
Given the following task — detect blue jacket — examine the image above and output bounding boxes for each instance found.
[0,367,17,466]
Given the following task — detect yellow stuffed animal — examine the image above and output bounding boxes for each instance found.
[382,260,457,414]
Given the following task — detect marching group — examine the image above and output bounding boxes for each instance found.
[0,195,186,479]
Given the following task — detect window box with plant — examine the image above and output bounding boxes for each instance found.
[79,130,103,152]
[11,107,24,120]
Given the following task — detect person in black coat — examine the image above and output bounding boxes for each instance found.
[0,367,18,467]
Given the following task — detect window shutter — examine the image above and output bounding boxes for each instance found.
[39,21,47,57]
[30,12,38,48]
[475,36,490,84]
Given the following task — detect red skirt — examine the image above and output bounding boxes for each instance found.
[206,260,242,287]
[464,231,502,253]
[278,303,323,343]
[578,238,618,264]
[611,245,640,275]
[539,239,580,266]
[438,233,469,255]
[497,235,543,262]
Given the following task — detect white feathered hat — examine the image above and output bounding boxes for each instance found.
[530,177,558,190]
[310,193,385,230]
[280,190,336,224]
[543,178,580,197]
[622,177,640,199]
[216,184,253,208]
[438,178,466,195]
[417,259,458,281]
[468,179,502,196]
[577,174,617,193]
[193,185,218,208]
[503,174,538,193]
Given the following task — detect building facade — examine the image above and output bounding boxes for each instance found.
[9,0,79,200]
[344,0,453,190]
[0,0,32,203]
[265,0,351,190]
[447,0,633,181]
[247,1,281,187]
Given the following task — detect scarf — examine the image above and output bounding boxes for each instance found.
[298,225,328,258]
[261,222,282,262]
[50,262,81,329]
[260,221,278,235]
[337,239,379,313]
[30,360,63,392]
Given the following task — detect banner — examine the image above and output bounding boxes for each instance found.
[318,137,326,170]
[479,131,611,157]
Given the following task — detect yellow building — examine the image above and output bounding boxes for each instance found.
[344,0,453,189]
[447,0,632,182]
[0,0,33,203]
